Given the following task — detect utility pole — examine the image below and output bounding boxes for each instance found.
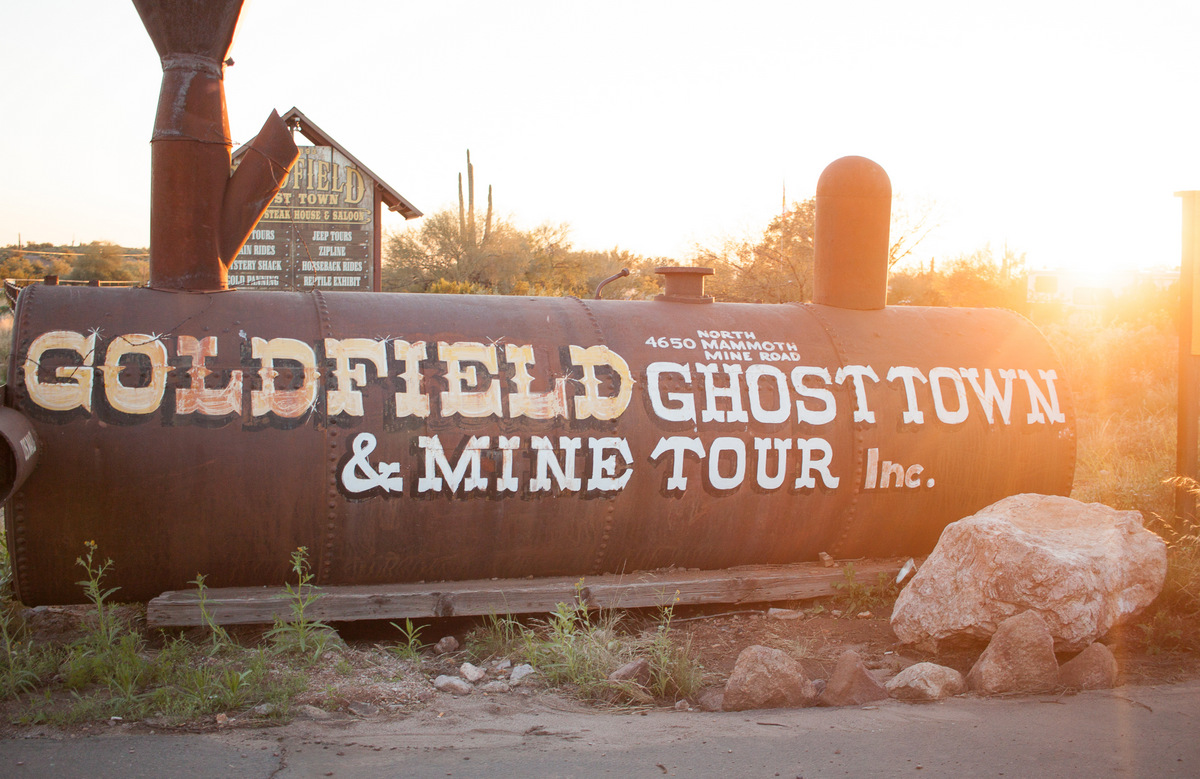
[1176,191,1200,524]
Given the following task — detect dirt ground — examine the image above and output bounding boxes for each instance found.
[5,594,1200,734]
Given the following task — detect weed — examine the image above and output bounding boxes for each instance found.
[466,612,523,661]
[266,547,340,660]
[643,593,703,700]
[190,573,231,654]
[75,541,121,648]
[388,618,427,664]
[465,581,702,705]
[830,563,897,616]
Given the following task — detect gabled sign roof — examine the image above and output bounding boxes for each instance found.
[234,106,422,220]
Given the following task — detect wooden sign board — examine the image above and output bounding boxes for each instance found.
[230,145,376,291]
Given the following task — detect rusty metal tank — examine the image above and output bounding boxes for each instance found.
[4,269,1074,604]
[0,1,1074,605]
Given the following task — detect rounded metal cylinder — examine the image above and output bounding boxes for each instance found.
[814,156,892,310]
[5,285,1074,604]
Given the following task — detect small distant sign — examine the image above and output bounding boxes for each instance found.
[231,146,375,291]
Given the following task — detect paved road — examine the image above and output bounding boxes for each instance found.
[3,681,1198,778]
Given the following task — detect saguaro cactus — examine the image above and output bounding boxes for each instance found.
[457,150,493,252]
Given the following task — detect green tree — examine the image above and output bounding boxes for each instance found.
[887,244,1028,310]
[690,196,938,303]
[67,241,137,282]
[0,249,39,280]
[693,199,817,303]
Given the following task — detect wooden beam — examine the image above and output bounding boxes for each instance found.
[147,559,906,628]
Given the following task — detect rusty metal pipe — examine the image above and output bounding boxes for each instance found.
[135,0,296,291]
[220,111,301,267]
[814,156,892,310]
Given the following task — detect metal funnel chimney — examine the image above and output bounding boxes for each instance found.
[134,0,298,291]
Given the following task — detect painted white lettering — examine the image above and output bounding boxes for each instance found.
[647,362,695,422]
[1019,369,1066,424]
[497,435,521,492]
[795,437,839,489]
[707,436,747,491]
[325,338,388,417]
[928,366,969,424]
[960,368,1016,425]
[25,330,96,413]
[834,365,878,423]
[342,432,404,493]
[588,437,633,491]
[251,337,319,418]
[439,341,502,418]
[176,335,242,416]
[417,434,490,493]
[392,340,430,418]
[792,366,837,425]
[696,363,748,423]
[650,436,705,492]
[506,343,568,419]
[754,437,792,490]
[745,364,789,424]
[530,436,583,492]
[569,345,633,421]
[886,366,928,425]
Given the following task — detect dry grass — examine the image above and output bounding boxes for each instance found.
[1045,317,1177,518]
[1045,311,1200,651]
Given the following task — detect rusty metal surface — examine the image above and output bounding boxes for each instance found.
[0,407,39,504]
[5,284,1074,604]
[813,156,892,310]
[135,0,297,291]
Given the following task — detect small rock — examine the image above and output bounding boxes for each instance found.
[510,664,536,684]
[818,650,889,707]
[459,662,488,683]
[479,681,511,694]
[819,551,836,567]
[215,713,229,726]
[434,635,460,655]
[767,608,802,621]
[252,703,277,717]
[609,657,651,686]
[856,611,873,619]
[697,689,724,712]
[434,675,474,696]
[674,700,689,711]
[348,701,379,717]
[1058,642,1119,690]
[722,645,819,711]
[886,662,966,701]
[493,658,513,672]
[967,611,1059,695]
[297,705,331,721]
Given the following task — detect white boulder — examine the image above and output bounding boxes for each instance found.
[891,494,1166,651]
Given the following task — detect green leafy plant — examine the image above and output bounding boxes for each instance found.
[465,581,702,705]
[75,540,121,648]
[388,618,427,663]
[643,592,703,701]
[830,562,898,616]
[266,547,339,660]
[190,573,231,654]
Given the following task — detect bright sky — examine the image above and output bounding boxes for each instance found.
[3,0,1198,273]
